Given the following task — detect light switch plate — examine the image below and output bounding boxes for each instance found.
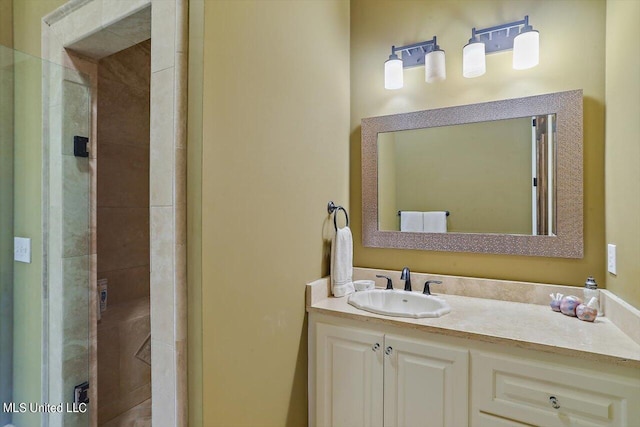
[607,243,617,275]
[14,237,31,263]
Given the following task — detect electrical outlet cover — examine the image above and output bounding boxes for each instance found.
[14,237,31,263]
[607,244,617,275]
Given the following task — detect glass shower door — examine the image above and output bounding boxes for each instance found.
[0,44,92,427]
[0,43,16,427]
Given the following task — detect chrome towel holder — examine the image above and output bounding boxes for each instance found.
[328,201,349,231]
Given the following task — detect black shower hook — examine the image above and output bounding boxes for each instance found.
[327,201,349,231]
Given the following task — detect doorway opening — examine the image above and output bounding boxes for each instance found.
[96,40,152,426]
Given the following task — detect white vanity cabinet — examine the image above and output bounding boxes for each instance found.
[311,318,469,427]
[309,313,640,427]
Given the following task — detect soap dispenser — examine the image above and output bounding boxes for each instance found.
[584,276,600,316]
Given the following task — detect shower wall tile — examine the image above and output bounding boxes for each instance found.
[97,79,150,148]
[97,297,151,424]
[60,256,90,427]
[174,52,187,149]
[69,29,136,61]
[175,148,186,207]
[47,65,64,108]
[97,207,149,272]
[62,256,91,343]
[102,0,151,27]
[97,143,150,208]
[175,338,188,424]
[99,265,150,306]
[150,67,175,206]
[61,81,91,156]
[63,86,90,152]
[90,156,97,255]
[98,323,121,403]
[175,243,186,342]
[151,0,176,72]
[151,340,176,426]
[47,105,63,207]
[62,156,91,258]
[55,0,103,47]
[63,353,91,427]
[99,39,151,89]
[101,399,151,427]
[104,6,152,47]
[121,315,152,392]
[150,206,174,346]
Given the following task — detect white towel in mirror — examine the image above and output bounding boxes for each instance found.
[423,211,447,233]
[400,211,423,232]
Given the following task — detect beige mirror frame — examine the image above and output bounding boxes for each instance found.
[361,90,583,258]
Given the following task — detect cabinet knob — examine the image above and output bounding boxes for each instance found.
[385,346,393,355]
[549,396,560,409]
[372,343,380,351]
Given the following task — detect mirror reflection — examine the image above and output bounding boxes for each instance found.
[377,115,556,236]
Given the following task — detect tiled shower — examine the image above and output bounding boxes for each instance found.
[96,40,152,427]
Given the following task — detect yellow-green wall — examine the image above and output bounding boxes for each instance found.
[351,0,606,286]
[0,3,13,419]
[199,1,350,425]
[10,2,66,425]
[605,0,640,309]
[377,131,398,230]
[0,0,12,47]
[387,118,532,234]
[12,0,65,56]
[11,48,44,427]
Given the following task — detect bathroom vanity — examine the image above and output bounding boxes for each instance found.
[306,270,640,427]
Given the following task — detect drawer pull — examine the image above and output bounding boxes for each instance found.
[372,343,380,351]
[385,346,393,355]
[549,396,560,409]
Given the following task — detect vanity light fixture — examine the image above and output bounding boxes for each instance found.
[463,15,539,78]
[384,36,446,90]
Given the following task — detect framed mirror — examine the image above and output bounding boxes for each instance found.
[361,90,583,258]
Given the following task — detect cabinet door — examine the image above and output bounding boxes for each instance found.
[315,323,384,427]
[383,335,469,427]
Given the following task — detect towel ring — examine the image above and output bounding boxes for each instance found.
[328,201,349,231]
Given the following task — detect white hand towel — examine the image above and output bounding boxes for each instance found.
[423,211,447,233]
[400,211,423,232]
[331,226,354,297]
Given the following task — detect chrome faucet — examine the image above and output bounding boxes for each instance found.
[400,267,412,291]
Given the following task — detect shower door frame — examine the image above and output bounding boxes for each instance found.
[41,1,188,426]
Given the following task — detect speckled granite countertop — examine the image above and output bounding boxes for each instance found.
[306,270,640,368]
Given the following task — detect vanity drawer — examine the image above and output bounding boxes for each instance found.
[476,411,533,427]
[471,351,640,427]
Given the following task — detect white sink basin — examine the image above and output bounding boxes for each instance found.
[348,289,451,318]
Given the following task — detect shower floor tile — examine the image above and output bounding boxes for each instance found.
[100,398,151,427]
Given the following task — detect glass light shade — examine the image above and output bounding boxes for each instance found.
[513,30,539,70]
[425,49,446,83]
[463,41,486,78]
[384,57,403,90]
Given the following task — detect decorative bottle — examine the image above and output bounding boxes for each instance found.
[584,276,600,316]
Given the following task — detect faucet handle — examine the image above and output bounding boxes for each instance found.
[423,280,443,295]
[376,275,394,290]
